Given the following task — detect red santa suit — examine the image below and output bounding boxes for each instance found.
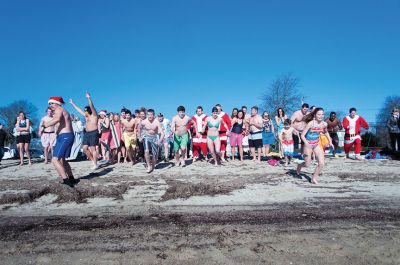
[342,115,369,155]
[191,114,208,158]
[218,111,232,154]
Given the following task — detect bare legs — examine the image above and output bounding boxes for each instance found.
[296,146,325,184]
[250,147,262,162]
[83,145,98,169]
[207,138,221,165]
[175,148,187,167]
[263,144,270,157]
[231,145,243,161]
[18,143,31,166]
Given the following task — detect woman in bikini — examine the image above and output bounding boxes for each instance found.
[296,108,333,185]
[203,107,227,165]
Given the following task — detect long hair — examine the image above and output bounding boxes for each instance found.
[231,108,239,119]
[276,108,285,118]
[305,107,324,123]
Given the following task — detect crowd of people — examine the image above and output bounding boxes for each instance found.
[3,92,400,187]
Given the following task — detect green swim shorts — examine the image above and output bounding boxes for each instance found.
[174,133,189,151]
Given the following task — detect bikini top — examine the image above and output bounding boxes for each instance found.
[208,120,220,129]
[305,121,324,140]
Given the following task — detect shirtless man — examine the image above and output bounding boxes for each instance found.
[138,109,164,173]
[38,107,57,164]
[171,106,192,167]
[325,112,343,156]
[42,96,77,187]
[291,103,310,151]
[69,92,99,170]
[248,106,264,162]
[121,109,138,165]
[136,108,147,162]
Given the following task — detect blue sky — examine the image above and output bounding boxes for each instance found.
[0,0,399,122]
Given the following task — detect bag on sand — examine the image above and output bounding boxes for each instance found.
[267,159,279,166]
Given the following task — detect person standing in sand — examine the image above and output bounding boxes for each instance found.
[291,103,310,152]
[69,92,99,170]
[121,109,138,165]
[296,108,334,185]
[171,106,192,167]
[38,107,57,164]
[216,104,232,162]
[342,107,369,160]
[42,96,78,187]
[248,106,263,162]
[191,106,208,162]
[15,111,32,166]
[278,119,298,166]
[325,112,343,156]
[138,109,164,173]
[203,107,228,165]
[98,110,111,162]
[158,113,173,162]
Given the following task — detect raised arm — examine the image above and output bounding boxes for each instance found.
[86,92,97,116]
[69,99,86,117]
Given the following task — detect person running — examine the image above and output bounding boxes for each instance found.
[216,104,232,162]
[278,119,298,166]
[43,96,77,187]
[171,106,192,167]
[262,112,275,158]
[342,107,369,160]
[110,113,123,163]
[15,111,32,166]
[69,92,99,170]
[203,107,228,165]
[191,106,208,162]
[296,108,333,185]
[136,108,147,163]
[291,103,310,151]
[138,109,164,173]
[158,113,173,162]
[387,108,400,152]
[275,108,287,134]
[98,110,111,162]
[38,107,57,164]
[230,109,245,161]
[121,109,138,165]
[248,106,263,162]
[325,112,343,156]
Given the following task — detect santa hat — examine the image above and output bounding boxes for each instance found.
[48,96,64,105]
[99,110,107,116]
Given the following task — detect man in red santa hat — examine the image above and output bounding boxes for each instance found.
[342,107,369,160]
[191,106,208,162]
[42,96,78,187]
[215,104,232,162]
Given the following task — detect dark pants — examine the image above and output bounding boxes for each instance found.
[389,133,400,151]
[329,132,339,153]
[0,146,4,162]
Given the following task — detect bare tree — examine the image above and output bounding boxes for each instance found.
[0,100,39,134]
[260,73,303,116]
[375,95,400,147]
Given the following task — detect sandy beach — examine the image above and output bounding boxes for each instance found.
[0,157,399,264]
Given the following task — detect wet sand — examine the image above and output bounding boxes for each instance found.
[0,157,399,264]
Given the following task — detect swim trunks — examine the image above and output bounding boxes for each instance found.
[282,139,294,157]
[123,132,137,149]
[53,132,75,158]
[248,131,263,149]
[143,134,159,158]
[173,133,189,151]
[41,132,56,147]
[82,130,99,147]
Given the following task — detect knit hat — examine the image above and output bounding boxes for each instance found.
[48,96,64,105]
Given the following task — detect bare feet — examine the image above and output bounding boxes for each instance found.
[311,177,318,185]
